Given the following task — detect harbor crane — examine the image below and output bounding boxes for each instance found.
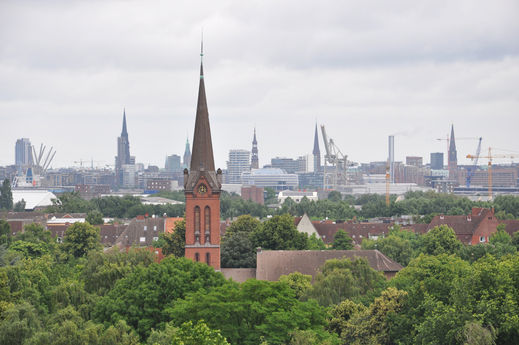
[465,137,482,187]
[320,125,349,189]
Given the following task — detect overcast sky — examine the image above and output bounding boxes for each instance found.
[1,0,518,170]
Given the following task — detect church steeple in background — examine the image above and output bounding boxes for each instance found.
[121,108,128,138]
[251,128,259,169]
[313,123,321,172]
[448,124,458,180]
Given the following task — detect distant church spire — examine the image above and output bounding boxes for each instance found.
[313,123,321,172]
[448,124,458,180]
[251,127,259,169]
[183,137,192,169]
[121,108,128,137]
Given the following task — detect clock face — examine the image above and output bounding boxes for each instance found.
[198,184,207,194]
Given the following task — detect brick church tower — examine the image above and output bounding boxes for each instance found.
[183,45,223,270]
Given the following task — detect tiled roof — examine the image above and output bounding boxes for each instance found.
[500,220,519,236]
[256,249,403,282]
[115,217,165,247]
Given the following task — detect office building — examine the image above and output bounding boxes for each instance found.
[226,149,250,184]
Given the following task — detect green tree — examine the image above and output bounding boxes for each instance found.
[0,301,41,345]
[0,219,10,245]
[62,222,101,258]
[221,215,262,268]
[159,219,185,257]
[279,272,312,299]
[170,320,229,345]
[94,256,226,340]
[489,224,511,245]
[308,233,327,250]
[221,231,256,268]
[328,191,342,202]
[167,279,328,345]
[86,210,104,225]
[331,229,353,250]
[306,258,386,306]
[0,178,13,210]
[420,225,463,256]
[81,248,155,295]
[339,287,408,345]
[251,214,308,250]
[13,198,26,212]
[225,215,261,236]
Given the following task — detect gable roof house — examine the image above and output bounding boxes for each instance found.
[426,207,499,245]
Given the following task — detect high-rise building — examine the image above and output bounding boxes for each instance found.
[271,157,299,174]
[115,109,132,187]
[184,46,222,270]
[430,152,444,170]
[406,156,423,167]
[165,154,182,172]
[448,124,458,180]
[183,138,192,169]
[15,138,32,170]
[313,124,321,173]
[251,128,259,169]
[388,135,395,183]
[226,149,251,184]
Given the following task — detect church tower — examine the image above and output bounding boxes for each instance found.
[448,124,458,181]
[115,109,131,187]
[183,44,222,270]
[251,128,259,169]
[312,123,321,173]
[183,137,192,169]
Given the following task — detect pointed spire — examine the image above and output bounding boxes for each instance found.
[312,123,320,155]
[190,44,215,172]
[449,124,456,152]
[121,108,128,137]
[253,127,257,144]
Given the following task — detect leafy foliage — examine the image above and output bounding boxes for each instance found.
[0,178,13,210]
[331,229,354,250]
[62,222,101,259]
[167,279,329,345]
[305,258,387,306]
[93,256,225,340]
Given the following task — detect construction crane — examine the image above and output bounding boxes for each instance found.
[465,137,482,187]
[320,125,348,189]
[467,147,517,200]
[436,136,481,155]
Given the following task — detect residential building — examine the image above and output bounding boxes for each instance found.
[241,185,264,205]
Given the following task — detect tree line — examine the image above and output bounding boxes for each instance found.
[1,217,519,344]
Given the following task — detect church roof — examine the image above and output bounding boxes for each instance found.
[189,60,215,172]
[313,123,320,155]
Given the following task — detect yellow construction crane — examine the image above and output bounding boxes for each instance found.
[467,148,517,200]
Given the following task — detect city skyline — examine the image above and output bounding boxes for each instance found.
[1,1,518,169]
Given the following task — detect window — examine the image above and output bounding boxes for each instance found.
[479,236,485,243]
[195,252,200,262]
[140,237,146,243]
[153,236,158,241]
[204,207,211,232]
[153,225,157,231]
[195,206,200,233]
[206,252,210,265]
[143,225,147,231]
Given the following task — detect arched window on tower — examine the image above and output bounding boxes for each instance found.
[206,252,210,265]
[204,206,211,243]
[194,206,200,243]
